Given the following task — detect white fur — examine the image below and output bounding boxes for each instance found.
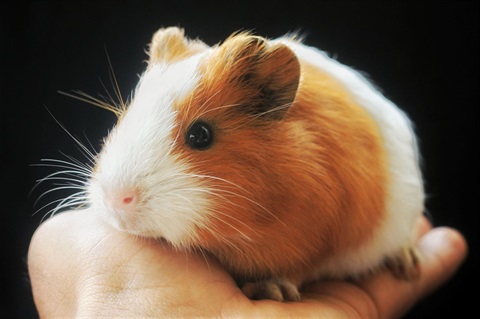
[275,39,425,278]
[88,53,211,248]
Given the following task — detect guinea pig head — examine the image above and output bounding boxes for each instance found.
[88,27,301,251]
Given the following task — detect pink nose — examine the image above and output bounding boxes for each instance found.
[104,188,139,213]
[122,195,135,205]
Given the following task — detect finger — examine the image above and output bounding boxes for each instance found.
[359,227,468,319]
[416,227,468,295]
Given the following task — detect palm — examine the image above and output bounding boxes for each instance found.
[28,209,466,318]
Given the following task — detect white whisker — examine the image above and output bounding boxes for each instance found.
[32,169,89,194]
[59,150,95,169]
[44,108,97,163]
[58,90,123,117]
[180,180,285,228]
[33,158,91,174]
[189,88,223,120]
[37,192,88,221]
[104,46,127,113]
[194,102,241,120]
[32,124,93,219]
[167,187,256,240]
[182,173,254,195]
[34,183,85,208]
[29,164,90,196]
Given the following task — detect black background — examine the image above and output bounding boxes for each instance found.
[1,1,478,318]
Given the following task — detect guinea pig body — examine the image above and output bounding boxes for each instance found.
[88,27,424,301]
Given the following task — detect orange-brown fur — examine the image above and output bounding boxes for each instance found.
[165,33,387,283]
[149,27,208,65]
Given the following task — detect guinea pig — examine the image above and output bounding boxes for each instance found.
[87,27,424,301]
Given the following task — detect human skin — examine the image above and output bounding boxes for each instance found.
[28,209,467,318]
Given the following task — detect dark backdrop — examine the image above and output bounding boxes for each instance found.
[1,1,478,318]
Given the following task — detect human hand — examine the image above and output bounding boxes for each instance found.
[28,208,467,318]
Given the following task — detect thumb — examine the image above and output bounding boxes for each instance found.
[361,227,468,319]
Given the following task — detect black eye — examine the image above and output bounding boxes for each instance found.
[185,121,214,150]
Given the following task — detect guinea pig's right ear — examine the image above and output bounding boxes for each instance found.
[230,38,300,121]
[148,27,208,65]
[249,42,301,120]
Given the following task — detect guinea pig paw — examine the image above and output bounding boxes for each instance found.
[241,278,301,302]
[385,245,421,280]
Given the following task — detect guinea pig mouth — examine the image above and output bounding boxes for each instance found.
[96,185,142,230]
[103,205,140,233]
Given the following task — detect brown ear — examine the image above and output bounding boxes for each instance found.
[148,27,208,65]
[224,36,300,120]
[252,42,300,120]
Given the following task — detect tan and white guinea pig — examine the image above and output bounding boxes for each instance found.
[87,27,425,301]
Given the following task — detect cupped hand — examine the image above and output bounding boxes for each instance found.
[28,209,467,318]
